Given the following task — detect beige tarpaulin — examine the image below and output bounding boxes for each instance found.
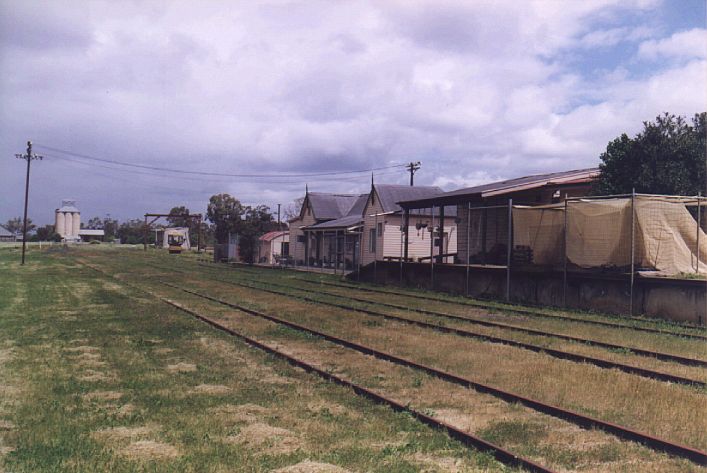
[513,206,564,266]
[634,198,707,274]
[512,196,707,275]
[566,199,633,268]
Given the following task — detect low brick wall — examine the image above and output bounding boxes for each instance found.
[355,261,706,324]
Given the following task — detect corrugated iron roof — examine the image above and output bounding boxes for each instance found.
[398,168,599,208]
[307,214,363,230]
[374,184,446,213]
[307,192,368,220]
[259,230,288,241]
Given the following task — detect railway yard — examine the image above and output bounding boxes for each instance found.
[1,247,706,472]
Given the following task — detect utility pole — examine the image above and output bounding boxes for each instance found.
[406,161,421,186]
[15,141,43,265]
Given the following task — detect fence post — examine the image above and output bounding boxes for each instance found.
[563,196,568,307]
[399,224,403,285]
[697,195,701,274]
[334,230,339,275]
[630,189,636,316]
[466,202,471,297]
[373,212,378,284]
[430,205,435,289]
[506,198,512,302]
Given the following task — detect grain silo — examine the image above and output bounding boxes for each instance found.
[54,200,81,240]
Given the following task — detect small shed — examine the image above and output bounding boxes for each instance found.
[0,224,15,242]
[163,227,191,250]
[258,231,289,264]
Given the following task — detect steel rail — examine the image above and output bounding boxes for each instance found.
[292,277,707,341]
[144,261,707,384]
[213,261,707,336]
[78,261,554,473]
[161,281,707,466]
[184,266,707,369]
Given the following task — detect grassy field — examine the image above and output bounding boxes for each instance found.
[1,245,706,472]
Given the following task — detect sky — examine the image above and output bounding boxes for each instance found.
[1,0,705,225]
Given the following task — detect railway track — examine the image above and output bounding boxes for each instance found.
[216,261,707,338]
[76,261,555,473]
[159,280,707,466]
[160,262,707,372]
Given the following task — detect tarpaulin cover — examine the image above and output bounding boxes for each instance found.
[512,196,707,275]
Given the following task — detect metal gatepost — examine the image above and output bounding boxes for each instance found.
[506,199,512,302]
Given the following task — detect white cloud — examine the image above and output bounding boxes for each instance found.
[638,28,707,60]
[0,0,703,223]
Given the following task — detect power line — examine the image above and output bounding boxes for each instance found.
[44,152,405,185]
[35,144,407,178]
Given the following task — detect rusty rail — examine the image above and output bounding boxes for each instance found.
[161,281,707,466]
[144,261,706,385]
[212,260,707,338]
[182,266,707,372]
[78,262,554,472]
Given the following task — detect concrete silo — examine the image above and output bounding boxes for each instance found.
[55,200,81,240]
[64,212,73,237]
[72,212,81,236]
[55,211,65,237]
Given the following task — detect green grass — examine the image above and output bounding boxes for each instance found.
[0,249,507,472]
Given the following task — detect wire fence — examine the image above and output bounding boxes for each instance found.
[406,193,706,313]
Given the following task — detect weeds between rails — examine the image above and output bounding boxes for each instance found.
[76,262,553,473]
[157,280,707,466]
[219,261,707,339]
[142,261,706,385]
[145,261,707,371]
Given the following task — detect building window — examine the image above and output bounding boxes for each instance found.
[296,235,305,243]
[377,222,383,237]
[369,228,376,252]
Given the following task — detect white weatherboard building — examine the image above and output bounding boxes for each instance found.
[55,200,81,241]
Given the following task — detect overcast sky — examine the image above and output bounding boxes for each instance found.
[1,0,705,225]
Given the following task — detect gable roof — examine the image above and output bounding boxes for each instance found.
[398,168,599,208]
[305,192,368,220]
[373,184,447,213]
[0,224,13,237]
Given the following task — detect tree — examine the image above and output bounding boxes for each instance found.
[283,196,305,221]
[116,219,153,245]
[103,217,119,241]
[238,205,274,264]
[167,206,191,227]
[33,225,61,242]
[86,217,104,229]
[595,112,706,196]
[4,217,34,235]
[206,194,246,244]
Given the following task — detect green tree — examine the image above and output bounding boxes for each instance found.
[206,194,246,244]
[238,205,274,264]
[595,112,706,196]
[167,206,191,227]
[103,217,119,241]
[33,225,61,242]
[86,217,104,229]
[4,217,34,235]
[117,219,153,245]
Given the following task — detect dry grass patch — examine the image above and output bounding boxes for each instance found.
[211,403,267,424]
[82,390,123,402]
[226,422,301,454]
[273,460,352,473]
[78,370,115,383]
[93,425,153,442]
[166,362,197,373]
[188,383,230,395]
[119,440,180,460]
